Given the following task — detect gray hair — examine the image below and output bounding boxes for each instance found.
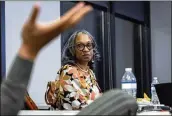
[62,30,100,70]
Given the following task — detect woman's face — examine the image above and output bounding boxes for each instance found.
[74,33,94,63]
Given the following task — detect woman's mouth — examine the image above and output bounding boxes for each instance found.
[83,54,90,57]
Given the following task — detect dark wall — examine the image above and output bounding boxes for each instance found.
[113,1,145,22]
[88,0,146,22]
[88,1,109,8]
[0,1,6,79]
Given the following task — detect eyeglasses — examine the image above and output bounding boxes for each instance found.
[75,43,95,51]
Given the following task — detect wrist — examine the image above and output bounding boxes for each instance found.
[18,44,38,61]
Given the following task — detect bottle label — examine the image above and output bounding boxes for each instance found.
[122,82,137,89]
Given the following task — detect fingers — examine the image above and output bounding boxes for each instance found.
[28,3,40,24]
[45,2,93,35]
[60,2,85,23]
[67,5,93,27]
[58,4,93,32]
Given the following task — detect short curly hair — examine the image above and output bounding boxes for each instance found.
[62,30,100,70]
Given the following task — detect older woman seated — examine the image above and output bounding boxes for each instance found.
[45,30,102,110]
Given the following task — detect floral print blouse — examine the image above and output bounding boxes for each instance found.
[50,64,102,110]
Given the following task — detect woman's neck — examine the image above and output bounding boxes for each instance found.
[76,61,88,71]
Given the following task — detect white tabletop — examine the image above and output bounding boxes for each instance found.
[18,110,171,115]
[18,110,80,115]
[137,111,171,115]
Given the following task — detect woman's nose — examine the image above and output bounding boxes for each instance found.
[83,46,89,52]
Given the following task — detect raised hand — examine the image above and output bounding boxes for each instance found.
[19,2,93,60]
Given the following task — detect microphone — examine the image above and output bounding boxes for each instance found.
[77,89,138,115]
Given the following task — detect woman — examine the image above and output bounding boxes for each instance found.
[45,30,102,110]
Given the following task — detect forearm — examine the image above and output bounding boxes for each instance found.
[1,55,34,115]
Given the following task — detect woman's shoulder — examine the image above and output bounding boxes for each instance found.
[57,64,78,74]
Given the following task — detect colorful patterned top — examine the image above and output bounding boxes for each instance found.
[50,64,102,110]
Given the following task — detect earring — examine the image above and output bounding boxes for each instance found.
[92,54,95,63]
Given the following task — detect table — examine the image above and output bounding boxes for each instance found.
[137,111,171,115]
[18,110,171,115]
[18,110,80,115]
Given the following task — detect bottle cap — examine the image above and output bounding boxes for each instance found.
[125,68,132,72]
[153,77,158,79]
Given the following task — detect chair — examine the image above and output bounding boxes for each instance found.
[22,91,38,110]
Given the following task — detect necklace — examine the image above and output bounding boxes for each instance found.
[75,63,89,73]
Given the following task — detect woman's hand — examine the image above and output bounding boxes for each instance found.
[19,2,93,60]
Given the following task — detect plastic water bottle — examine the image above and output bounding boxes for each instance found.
[151,77,160,105]
[121,68,137,98]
